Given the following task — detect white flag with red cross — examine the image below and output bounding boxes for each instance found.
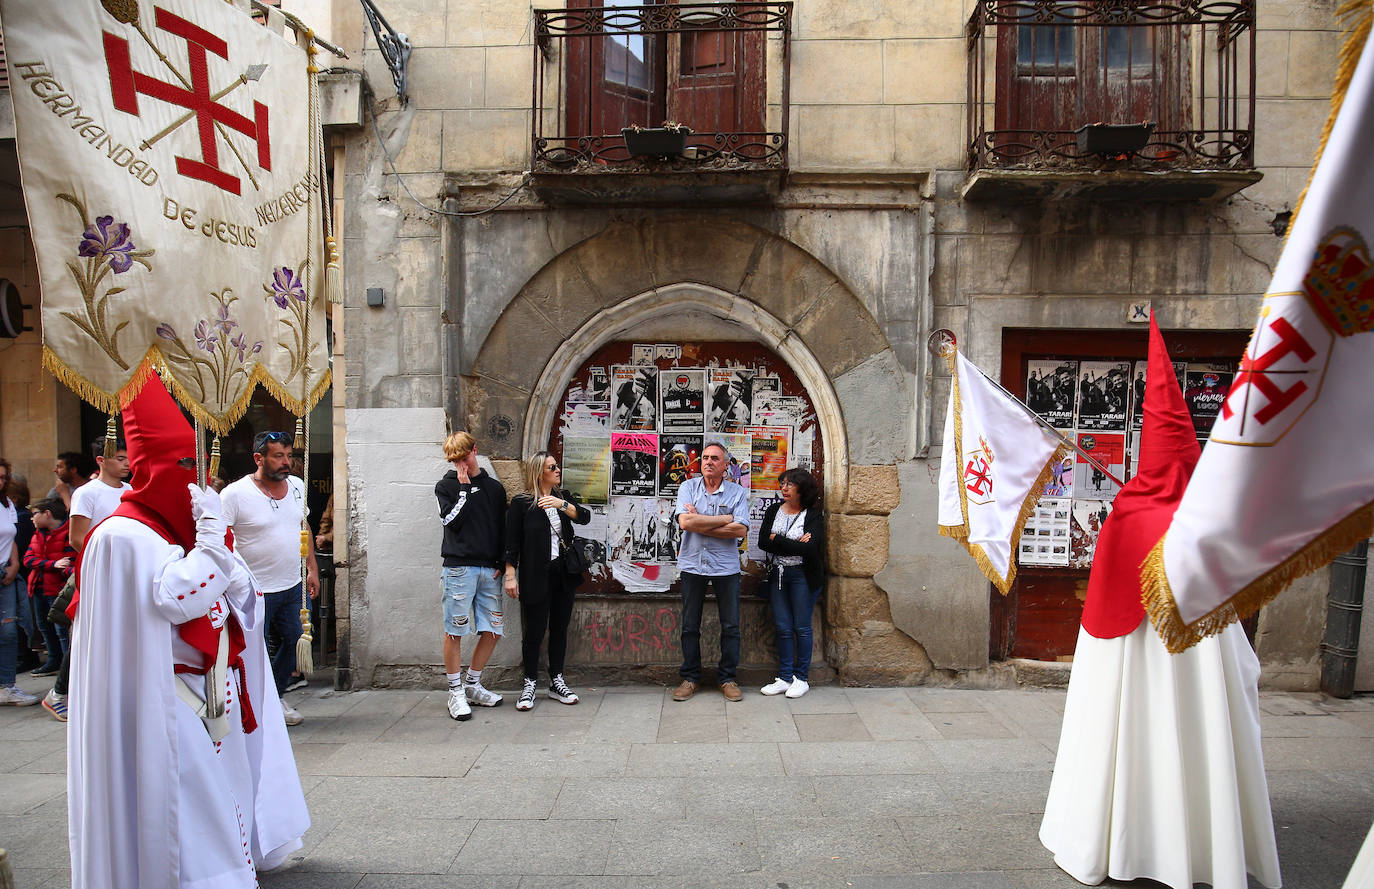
[1141,19,1374,652]
[938,350,1068,594]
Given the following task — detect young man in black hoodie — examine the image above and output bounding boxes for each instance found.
[435,431,508,720]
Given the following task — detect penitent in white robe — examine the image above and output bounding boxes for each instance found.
[68,517,309,889]
[1040,620,1282,889]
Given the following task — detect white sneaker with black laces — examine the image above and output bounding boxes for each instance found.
[447,687,472,721]
[516,678,537,711]
[465,681,503,707]
[548,674,579,705]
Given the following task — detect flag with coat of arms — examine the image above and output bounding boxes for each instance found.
[1141,6,1374,652]
[938,349,1069,594]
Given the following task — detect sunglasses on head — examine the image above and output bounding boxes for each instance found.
[253,431,293,449]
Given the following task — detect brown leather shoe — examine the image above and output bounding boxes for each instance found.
[721,681,743,702]
[672,680,698,702]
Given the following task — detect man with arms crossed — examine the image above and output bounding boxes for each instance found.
[673,441,749,702]
[221,431,319,726]
[42,438,131,720]
[435,431,507,720]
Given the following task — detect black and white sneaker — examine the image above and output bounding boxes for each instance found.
[548,674,579,705]
[516,678,537,711]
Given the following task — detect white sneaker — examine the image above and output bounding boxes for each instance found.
[465,682,503,707]
[281,698,304,726]
[447,687,472,721]
[516,678,536,711]
[0,685,39,706]
[760,677,790,696]
[784,678,810,699]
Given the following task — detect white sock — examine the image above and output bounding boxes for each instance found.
[465,669,482,686]
[447,672,463,690]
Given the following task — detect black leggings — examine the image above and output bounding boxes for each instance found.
[520,563,575,681]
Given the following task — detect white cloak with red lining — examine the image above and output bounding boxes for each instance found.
[68,516,309,889]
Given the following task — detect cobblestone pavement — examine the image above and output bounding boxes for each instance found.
[3,677,1372,888]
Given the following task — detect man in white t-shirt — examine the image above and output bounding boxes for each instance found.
[41,439,133,720]
[221,431,319,726]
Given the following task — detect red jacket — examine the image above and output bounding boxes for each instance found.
[23,522,74,599]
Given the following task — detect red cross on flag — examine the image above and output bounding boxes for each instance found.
[1141,15,1374,652]
[1,0,331,432]
[938,349,1069,594]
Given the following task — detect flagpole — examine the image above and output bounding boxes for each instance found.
[928,330,1128,488]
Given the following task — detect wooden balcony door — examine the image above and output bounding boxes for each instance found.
[565,0,764,142]
[994,17,1191,140]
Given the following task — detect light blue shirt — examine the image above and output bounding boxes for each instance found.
[674,476,749,577]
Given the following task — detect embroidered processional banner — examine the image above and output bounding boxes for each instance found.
[1141,14,1374,652]
[2,0,330,432]
[938,349,1069,595]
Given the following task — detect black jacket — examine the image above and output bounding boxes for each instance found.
[436,469,507,568]
[757,502,826,590]
[504,491,590,605]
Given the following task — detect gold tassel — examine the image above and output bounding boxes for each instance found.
[324,236,343,305]
[103,414,118,460]
[296,610,315,675]
[208,437,221,482]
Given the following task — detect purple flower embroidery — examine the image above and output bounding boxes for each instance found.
[231,332,263,362]
[212,303,237,337]
[78,216,137,273]
[193,319,215,353]
[155,322,176,340]
[268,267,306,308]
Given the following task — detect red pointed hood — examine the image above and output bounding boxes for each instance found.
[116,373,198,550]
[1081,313,1201,638]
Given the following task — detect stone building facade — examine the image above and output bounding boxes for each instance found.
[0,0,1358,690]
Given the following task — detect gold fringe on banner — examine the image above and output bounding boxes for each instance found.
[43,345,332,437]
[1142,500,1374,653]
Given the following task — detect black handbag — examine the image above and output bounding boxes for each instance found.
[559,533,589,576]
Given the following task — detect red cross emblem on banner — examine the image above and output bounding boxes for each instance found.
[103,7,271,195]
[1211,293,1333,446]
[964,452,994,502]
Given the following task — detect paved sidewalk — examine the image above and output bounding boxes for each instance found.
[3,677,1372,888]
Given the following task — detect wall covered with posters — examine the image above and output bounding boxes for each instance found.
[550,339,824,598]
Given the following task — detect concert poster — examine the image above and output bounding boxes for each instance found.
[606,497,665,562]
[561,436,611,505]
[1184,362,1234,438]
[749,376,781,424]
[1129,360,1148,432]
[746,425,790,492]
[610,431,658,496]
[746,494,784,563]
[586,367,610,403]
[1072,431,1125,500]
[1025,360,1078,430]
[1069,499,1114,568]
[657,433,703,499]
[1075,361,1131,432]
[1018,497,1071,567]
[611,365,658,431]
[654,498,683,562]
[718,432,752,489]
[658,369,705,432]
[708,367,754,433]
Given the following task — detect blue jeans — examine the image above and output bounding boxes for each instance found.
[263,583,304,696]
[770,566,820,682]
[0,579,23,686]
[36,594,68,667]
[679,571,741,684]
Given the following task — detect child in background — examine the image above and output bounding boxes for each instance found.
[23,497,74,676]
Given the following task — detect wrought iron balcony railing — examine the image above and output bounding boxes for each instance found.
[966,0,1256,175]
[532,3,791,175]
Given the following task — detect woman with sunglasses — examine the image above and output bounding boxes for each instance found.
[504,451,590,711]
[757,467,825,699]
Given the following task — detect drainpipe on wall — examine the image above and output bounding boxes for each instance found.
[1321,539,1368,698]
[442,187,464,427]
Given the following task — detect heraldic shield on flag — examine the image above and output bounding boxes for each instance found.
[1141,9,1374,653]
[938,349,1068,595]
[1,0,331,432]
